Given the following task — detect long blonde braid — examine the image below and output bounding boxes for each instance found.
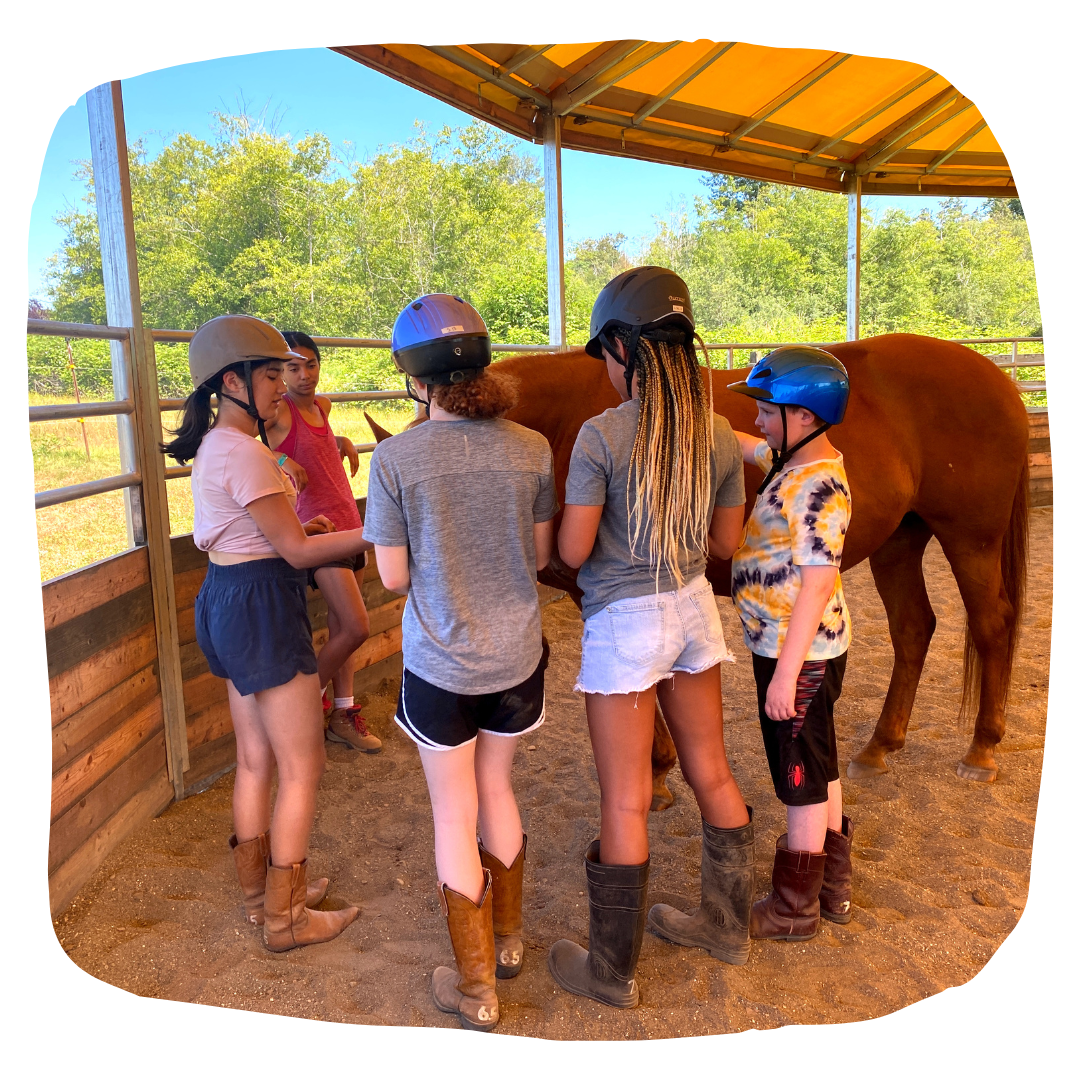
[622,332,715,588]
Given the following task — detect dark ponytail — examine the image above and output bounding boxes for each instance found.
[161,375,222,465]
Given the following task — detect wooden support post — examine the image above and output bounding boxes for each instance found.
[846,175,862,341]
[85,82,188,797]
[544,112,567,350]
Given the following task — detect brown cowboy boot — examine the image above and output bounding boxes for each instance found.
[432,871,500,1032]
[819,815,854,924]
[479,835,526,978]
[749,835,826,942]
[263,860,359,952]
[327,705,382,753]
[229,833,328,926]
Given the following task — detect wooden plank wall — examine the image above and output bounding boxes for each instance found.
[1028,409,1051,508]
[171,496,407,796]
[46,547,172,915]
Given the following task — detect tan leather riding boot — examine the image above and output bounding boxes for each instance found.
[431,871,500,1032]
[479,835,526,978]
[263,860,359,952]
[749,835,826,942]
[229,833,328,926]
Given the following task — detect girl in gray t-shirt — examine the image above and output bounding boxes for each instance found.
[547,267,754,1011]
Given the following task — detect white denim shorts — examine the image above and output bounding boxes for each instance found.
[575,575,735,696]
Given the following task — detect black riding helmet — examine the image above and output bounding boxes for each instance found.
[584,266,696,397]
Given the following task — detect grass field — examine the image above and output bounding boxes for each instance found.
[30,396,415,583]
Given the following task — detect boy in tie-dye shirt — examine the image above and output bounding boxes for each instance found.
[728,345,855,944]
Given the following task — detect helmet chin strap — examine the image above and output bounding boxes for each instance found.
[757,405,832,494]
[219,360,270,446]
[405,374,431,417]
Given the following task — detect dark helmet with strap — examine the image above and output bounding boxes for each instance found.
[728,345,850,493]
[584,266,695,397]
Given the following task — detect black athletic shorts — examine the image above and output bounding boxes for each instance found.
[394,646,547,751]
[753,651,847,806]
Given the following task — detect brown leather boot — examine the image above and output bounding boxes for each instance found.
[431,871,500,1032]
[263,860,359,952]
[229,833,328,926]
[479,835,526,978]
[327,706,382,753]
[819,815,854,924]
[749,835,826,942]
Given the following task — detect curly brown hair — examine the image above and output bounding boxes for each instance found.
[430,367,519,419]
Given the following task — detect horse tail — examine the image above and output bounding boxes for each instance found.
[959,454,1029,725]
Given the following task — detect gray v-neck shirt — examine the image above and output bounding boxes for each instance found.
[363,417,558,695]
[565,399,745,621]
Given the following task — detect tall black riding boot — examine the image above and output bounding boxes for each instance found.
[547,840,649,1009]
[647,807,754,965]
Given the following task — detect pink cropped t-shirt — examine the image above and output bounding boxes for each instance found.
[191,426,296,554]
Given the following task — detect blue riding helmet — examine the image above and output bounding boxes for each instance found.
[727,345,849,425]
[391,294,491,386]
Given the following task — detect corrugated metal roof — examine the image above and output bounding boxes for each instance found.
[334,40,1015,197]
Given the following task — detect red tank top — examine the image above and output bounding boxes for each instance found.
[277,396,364,532]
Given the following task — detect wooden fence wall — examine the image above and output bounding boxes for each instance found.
[1029,409,1051,507]
[46,547,173,915]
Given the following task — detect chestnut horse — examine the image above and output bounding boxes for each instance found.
[368,333,1029,804]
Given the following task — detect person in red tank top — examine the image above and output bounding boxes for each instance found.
[265,332,381,753]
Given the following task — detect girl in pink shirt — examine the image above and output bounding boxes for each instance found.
[162,314,371,953]
[265,332,381,753]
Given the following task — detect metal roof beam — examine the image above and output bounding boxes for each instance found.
[923,119,988,175]
[499,44,555,76]
[727,53,851,142]
[631,41,735,125]
[807,71,938,160]
[552,41,677,115]
[859,95,974,172]
[850,86,960,170]
[423,44,551,109]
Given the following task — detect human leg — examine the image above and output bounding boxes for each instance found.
[547,690,653,1008]
[314,566,369,690]
[475,730,526,978]
[647,665,754,964]
[417,739,500,1030]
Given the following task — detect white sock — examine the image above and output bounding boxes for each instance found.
[334,696,355,710]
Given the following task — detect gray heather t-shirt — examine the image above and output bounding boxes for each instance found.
[363,417,558,695]
[566,399,745,622]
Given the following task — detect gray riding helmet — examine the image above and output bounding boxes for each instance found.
[188,314,303,389]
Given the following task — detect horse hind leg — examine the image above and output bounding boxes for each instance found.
[848,513,937,779]
[651,705,678,811]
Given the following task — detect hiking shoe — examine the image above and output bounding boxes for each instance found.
[327,706,382,753]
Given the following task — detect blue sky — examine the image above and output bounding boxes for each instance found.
[29,46,983,300]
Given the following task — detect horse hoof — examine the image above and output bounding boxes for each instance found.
[956,761,997,783]
[650,786,674,812]
[846,758,888,779]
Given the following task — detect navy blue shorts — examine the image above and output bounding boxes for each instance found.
[195,558,319,696]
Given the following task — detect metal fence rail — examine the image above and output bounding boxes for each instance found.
[30,321,1048,507]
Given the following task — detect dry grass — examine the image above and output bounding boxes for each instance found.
[30,396,415,583]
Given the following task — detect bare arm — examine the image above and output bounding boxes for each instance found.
[244,491,368,569]
[764,564,839,720]
[708,504,746,561]
[735,431,765,464]
[534,519,554,572]
[374,544,410,594]
[558,504,604,569]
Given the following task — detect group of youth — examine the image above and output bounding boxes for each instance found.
[163,265,855,1033]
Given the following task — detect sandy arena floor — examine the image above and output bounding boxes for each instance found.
[51,508,1052,1039]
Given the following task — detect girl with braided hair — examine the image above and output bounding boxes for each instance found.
[547,267,753,1009]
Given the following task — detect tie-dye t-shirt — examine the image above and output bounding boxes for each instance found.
[731,440,851,660]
